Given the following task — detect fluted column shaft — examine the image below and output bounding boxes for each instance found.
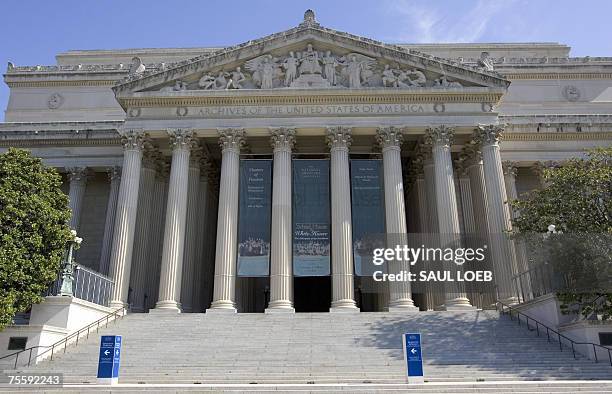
[146,164,169,310]
[426,126,473,310]
[377,127,417,311]
[209,128,245,312]
[192,163,210,312]
[180,149,202,313]
[67,167,88,231]
[477,125,518,304]
[267,128,295,312]
[129,155,156,312]
[108,131,148,309]
[422,151,444,309]
[99,167,121,275]
[327,127,358,312]
[155,129,194,312]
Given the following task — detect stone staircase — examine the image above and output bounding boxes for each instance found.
[3,311,612,389]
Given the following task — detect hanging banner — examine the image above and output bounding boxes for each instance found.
[293,160,331,276]
[351,160,386,276]
[237,160,272,276]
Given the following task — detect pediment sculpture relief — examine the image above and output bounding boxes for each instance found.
[156,44,465,92]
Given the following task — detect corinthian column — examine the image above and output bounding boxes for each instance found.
[476,125,518,304]
[108,130,149,309]
[266,127,295,313]
[192,157,211,312]
[66,167,89,231]
[154,129,195,312]
[425,126,474,310]
[128,150,157,312]
[327,126,359,312]
[99,167,121,275]
[180,146,202,313]
[376,126,418,312]
[208,128,245,313]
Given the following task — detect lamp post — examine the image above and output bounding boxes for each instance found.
[59,230,83,296]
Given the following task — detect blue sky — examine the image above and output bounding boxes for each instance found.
[1,0,610,121]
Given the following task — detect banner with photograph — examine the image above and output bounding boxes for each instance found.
[292,159,331,276]
[351,159,386,276]
[237,159,272,276]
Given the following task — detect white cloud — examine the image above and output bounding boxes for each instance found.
[386,0,516,43]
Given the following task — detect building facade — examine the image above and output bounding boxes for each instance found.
[2,11,611,314]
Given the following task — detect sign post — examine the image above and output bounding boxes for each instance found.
[402,333,424,384]
[97,335,122,384]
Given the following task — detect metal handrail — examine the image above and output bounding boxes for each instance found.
[0,306,126,369]
[496,300,612,366]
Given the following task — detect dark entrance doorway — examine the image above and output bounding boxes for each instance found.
[294,276,331,312]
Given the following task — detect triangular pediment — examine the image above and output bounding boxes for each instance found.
[113,10,509,99]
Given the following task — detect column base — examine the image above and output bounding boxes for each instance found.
[440,297,478,311]
[153,300,182,313]
[330,299,360,313]
[109,300,129,310]
[387,305,420,313]
[206,307,237,314]
[265,307,295,314]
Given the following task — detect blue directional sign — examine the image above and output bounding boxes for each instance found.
[402,333,424,383]
[97,335,122,384]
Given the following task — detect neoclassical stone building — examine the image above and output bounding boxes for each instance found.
[2,10,611,314]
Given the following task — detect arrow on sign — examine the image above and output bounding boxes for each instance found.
[115,349,120,356]
[410,348,417,355]
[104,350,110,356]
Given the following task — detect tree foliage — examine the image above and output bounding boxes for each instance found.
[511,147,612,320]
[0,148,72,330]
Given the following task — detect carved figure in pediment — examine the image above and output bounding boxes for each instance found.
[245,55,279,89]
[282,52,298,87]
[226,67,246,89]
[160,80,187,92]
[403,69,426,87]
[434,75,462,88]
[198,74,216,90]
[339,53,375,88]
[214,71,228,89]
[382,65,399,87]
[298,44,322,75]
[321,51,338,85]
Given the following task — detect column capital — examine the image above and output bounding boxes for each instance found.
[425,125,455,147]
[189,143,203,168]
[460,142,483,167]
[106,166,121,182]
[142,147,160,170]
[66,167,89,183]
[269,127,296,152]
[326,126,352,150]
[167,128,195,151]
[376,126,404,151]
[120,129,150,151]
[218,128,246,153]
[502,161,519,177]
[199,155,213,179]
[415,142,433,163]
[476,124,505,146]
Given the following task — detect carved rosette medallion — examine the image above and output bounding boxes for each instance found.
[270,127,296,152]
[326,126,352,151]
[425,125,455,147]
[376,126,404,151]
[218,128,246,153]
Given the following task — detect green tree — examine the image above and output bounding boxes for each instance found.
[511,147,612,320]
[0,148,72,330]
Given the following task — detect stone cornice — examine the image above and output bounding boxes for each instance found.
[6,80,118,88]
[119,87,505,109]
[502,72,612,80]
[502,132,612,141]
